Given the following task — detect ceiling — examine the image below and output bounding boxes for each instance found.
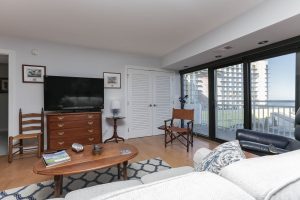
[167,14,300,70]
[0,0,265,57]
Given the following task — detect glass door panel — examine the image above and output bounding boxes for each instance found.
[215,64,244,141]
[251,53,296,138]
[183,69,209,136]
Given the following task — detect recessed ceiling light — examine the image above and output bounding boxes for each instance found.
[258,40,269,45]
[215,55,222,58]
[223,46,233,50]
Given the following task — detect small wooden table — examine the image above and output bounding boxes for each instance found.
[33,143,138,197]
[104,116,125,143]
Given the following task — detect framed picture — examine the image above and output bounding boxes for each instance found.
[103,72,121,88]
[22,64,46,83]
[0,78,8,93]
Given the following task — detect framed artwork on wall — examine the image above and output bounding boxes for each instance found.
[0,78,8,93]
[22,64,46,83]
[103,72,121,88]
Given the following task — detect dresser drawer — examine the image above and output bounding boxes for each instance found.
[49,134,100,150]
[49,127,100,139]
[48,113,100,122]
[48,120,100,130]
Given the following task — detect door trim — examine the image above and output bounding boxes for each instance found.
[0,49,16,154]
[125,65,176,139]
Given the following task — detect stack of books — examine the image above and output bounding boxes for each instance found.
[42,150,71,167]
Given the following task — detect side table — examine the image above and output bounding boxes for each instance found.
[104,116,125,143]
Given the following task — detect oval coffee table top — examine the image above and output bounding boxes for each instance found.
[33,143,138,176]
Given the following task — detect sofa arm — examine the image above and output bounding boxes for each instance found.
[193,148,212,166]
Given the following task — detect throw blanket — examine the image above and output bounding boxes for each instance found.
[220,149,300,200]
[91,172,255,200]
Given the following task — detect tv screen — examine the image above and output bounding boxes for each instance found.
[44,76,104,111]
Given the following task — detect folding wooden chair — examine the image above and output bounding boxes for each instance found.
[164,109,194,152]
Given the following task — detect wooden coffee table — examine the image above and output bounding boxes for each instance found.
[33,143,138,197]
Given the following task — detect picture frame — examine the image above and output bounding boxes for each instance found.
[103,72,121,88]
[22,64,46,83]
[0,78,8,93]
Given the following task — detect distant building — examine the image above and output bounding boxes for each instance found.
[184,61,268,106]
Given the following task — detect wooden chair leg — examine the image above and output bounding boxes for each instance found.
[19,138,23,154]
[187,134,190,152]
[164,131,167,148]
[8,136,13,163]
[41,133,44,153]
[37,134,42,158]
[191,132,194,147]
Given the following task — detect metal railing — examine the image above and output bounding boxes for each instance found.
[252,100,295,138]
[186,100,295,140]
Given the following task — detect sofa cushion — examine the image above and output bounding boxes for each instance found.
[193,148,212,166]
[220,149,300,200]
[91,172,255,200]
[195,140,245,174]
[64,180,142,200]
[141,166,194,184]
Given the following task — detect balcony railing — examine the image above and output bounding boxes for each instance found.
[186,100,295,140]
[252,100,295,138]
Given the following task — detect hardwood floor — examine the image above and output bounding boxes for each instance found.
[0,135,255,191]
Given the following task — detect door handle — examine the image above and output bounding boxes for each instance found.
[149,104,152,107]
[153,104,157,107]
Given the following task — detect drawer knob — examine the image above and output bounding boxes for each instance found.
[88,137,94,141]
[58,116,64,120]
[58,123,64,128]
[57,131,64,136]
[58,141,65,145]
[88,121,94,125]
[88,129,94,133]
[88,115,94,119]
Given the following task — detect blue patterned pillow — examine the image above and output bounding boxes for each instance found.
[195,140,245,174]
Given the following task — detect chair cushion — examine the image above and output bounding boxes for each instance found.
[65,180,142,200]
[141,166,194,184]
[195,140,245,174]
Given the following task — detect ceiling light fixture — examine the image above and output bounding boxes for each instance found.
[257,40,269,45]
[223,46,233,50]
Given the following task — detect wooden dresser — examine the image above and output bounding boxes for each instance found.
[47,112,102,151]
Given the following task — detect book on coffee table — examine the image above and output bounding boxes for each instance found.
[42,150,71,167]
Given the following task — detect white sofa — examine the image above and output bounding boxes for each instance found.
[51,148,300,200]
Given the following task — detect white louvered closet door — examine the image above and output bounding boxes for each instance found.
[152,71,173,135]
[127,69,173,138]
[127,69,153,138]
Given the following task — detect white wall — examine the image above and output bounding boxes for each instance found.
[0,35,166,155]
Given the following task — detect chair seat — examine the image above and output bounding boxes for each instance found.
[168,126,188,133]
[13,133,41,140]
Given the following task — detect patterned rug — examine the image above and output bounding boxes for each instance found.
[0,158,171,200]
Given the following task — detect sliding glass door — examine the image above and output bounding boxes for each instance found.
[215,64,244,141]
[251,53,296,138]
[183,69,209,136]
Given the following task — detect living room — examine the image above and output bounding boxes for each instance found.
[1,0,300,200]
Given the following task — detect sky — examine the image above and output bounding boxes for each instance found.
[267,53,296,100]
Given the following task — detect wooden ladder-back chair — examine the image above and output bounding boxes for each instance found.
[8,108,44,163]
[164,109,194,152]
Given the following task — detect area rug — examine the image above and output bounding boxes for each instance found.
[0,158,171,200]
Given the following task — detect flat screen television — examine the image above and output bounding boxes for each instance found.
[44,75,104,111]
